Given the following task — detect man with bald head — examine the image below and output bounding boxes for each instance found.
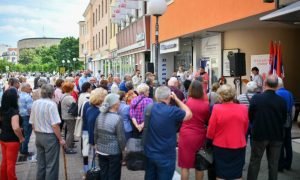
[247,75,287,180]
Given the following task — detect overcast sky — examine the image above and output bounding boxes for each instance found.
[0,0,89,47]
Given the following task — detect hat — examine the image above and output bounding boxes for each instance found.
[246,81,258,92]
[100,94,120,113]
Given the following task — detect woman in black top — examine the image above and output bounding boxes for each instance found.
[0,88,24,180]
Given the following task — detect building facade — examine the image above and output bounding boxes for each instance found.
[2,48,18,63]
[152,0,300,99]
[17,37,62,53]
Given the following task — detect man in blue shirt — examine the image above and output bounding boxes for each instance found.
[79,70,91,91]
[19,83,33,155]
[144,86,192,180]
[276,78,295,171]
[119,74,131,93]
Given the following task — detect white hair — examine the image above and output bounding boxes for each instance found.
[246,81,258,93]
[278,77,284,87]
[155,86,171,100]
[137,83,149,94]
[168,77,178,86]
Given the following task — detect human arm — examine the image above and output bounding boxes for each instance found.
[116,118,126,152]
[88,111,99,145]
[52,124,65,146]
[93,116,99,149]
[206,106,218,140]
[11,115,25,143]
[171,92,192,121]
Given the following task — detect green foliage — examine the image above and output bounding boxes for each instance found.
[14,37,80,73]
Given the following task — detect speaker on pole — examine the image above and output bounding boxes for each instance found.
[227,52,246,77]
[147,63,154,73]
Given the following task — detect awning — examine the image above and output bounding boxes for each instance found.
[260,1,300,22]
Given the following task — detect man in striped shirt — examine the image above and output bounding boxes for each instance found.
[30,84,65,180]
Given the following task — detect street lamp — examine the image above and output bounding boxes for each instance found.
[83,50,88,70]
[73,58,77,71]
[148,0,167,86]
[67,60,71,72]
[62,60,65,67]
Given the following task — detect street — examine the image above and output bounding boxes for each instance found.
[9,124,300,180]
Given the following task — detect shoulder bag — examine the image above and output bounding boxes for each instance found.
[86,151,101,180]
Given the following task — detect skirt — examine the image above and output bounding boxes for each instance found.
[213,146,246,179]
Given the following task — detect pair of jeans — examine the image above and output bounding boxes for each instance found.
[20,116,32,154]
[145,157,176,180]
[98,154,122,180]
[247,140,282,180]
[0,141,20,180]
[279,127,293,170]
[35,132,60,180]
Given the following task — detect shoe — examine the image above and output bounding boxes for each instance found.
[65,149,77,154]
[278,168,284,173]
[285,167,291,171]
[73,139,79,142]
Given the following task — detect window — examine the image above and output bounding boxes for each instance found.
[98,32,100,47]
[102,0,104,17]
[113,24,115,36]
[96,34,98,49]
[105,0,108,14]
[98,5,100,21]
[96,9,97,25]
[105,26,107,45]
[93,36,95,50]
[93,13,95,27]
[110,23,112,40]
[102,29,104,46]
[81,44,84,51]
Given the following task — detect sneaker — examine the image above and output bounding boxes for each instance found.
[65,149,77,154]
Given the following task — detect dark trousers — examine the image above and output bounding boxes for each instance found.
[279,127,293,170]
[35,132,60,180]
[247,140,282,180]
[64,120,75,149]
[20,116,32,154]
[145,158,175,180]
[98,154,122,180]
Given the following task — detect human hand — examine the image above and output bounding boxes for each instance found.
[137,125,143,132]
[170,92,178,101]
[19,137,25,143]
[59,139,66,146]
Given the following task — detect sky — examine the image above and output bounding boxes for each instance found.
[0,0,89,47]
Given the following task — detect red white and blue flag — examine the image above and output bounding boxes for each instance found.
[269,41,285,78]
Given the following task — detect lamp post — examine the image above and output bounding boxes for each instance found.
[148,0,167,86]
[67,60,71,72]
[62,60,65,75]
[73,58,77,71]
[83,50,88,70]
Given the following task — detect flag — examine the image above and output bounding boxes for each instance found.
[276,42,285,78]
[268,41,274,75]
[273,42,278,75]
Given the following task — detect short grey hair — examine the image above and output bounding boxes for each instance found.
[37,78,47,88]
[246,81,258,93]
[20,83,30,91]
[168,77,178,86]
[137,83,149,94]
[41,84,55,99]
[155,86,171,100]
[217,84,236,102]
[265,75,278,88]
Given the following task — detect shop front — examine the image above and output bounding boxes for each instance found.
[116,16,151,79]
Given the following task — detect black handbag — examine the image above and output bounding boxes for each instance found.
[68,102,78,117]
[86,152,101,180]
[195,148,213,171]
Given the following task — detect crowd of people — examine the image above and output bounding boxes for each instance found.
[0,66,297,180]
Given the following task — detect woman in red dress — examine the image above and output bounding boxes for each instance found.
[178,80,210,180]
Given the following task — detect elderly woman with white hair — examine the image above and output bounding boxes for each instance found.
[32,78,47,101]
[207,84,249,180]
[168,77,185,106]
[237,81,258,145]
[94,93,126,179]
[129,83,153,138]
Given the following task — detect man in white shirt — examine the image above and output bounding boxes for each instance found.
[30,84,65,180]
[251,67,263,93]
[132,70,142,90]
[111,77,121,94]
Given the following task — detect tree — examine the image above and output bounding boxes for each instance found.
[57,37,79,64]
[19,49,36,65]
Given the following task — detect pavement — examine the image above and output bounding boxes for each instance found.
[0,120,299,179]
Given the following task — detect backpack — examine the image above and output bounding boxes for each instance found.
[58,95,78,118]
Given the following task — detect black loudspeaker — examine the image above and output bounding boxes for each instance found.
[147,63,154,73]
[227,52,246,77]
